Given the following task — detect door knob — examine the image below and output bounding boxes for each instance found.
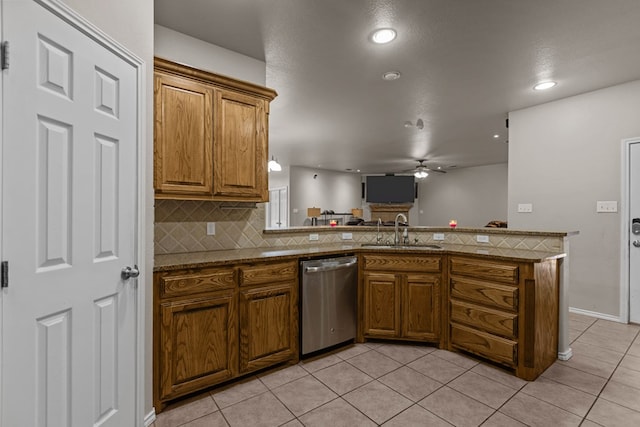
[633,240,640,248]
[121,265,140,280]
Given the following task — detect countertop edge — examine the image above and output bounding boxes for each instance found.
[262,226,579,237]
[154,245,566,272]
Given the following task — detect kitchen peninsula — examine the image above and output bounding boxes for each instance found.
[154,225,576,412]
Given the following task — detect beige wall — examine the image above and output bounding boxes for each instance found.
[508,80,640,318]
[289,166,363,226]
[417,163,508,228]
[154,24,266,85]
[60,0,155,419]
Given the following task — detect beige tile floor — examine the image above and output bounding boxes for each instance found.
[152,314,640,427]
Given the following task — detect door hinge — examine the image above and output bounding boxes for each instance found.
[1,261,8,288]
[1,41,9,70]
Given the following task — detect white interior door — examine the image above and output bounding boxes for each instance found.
[630,141,640,323]
[1,1,139,426]
[267,186,288,228]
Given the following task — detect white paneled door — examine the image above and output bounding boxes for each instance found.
[1,1,140,426]
[630,141,640,323]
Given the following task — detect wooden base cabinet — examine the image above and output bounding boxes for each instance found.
[154,260,298,412]
[447,256,559,381]
[238,259,299,373]
[360,254,441,344]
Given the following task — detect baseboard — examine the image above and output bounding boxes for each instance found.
[569,307,623,323]
[144,409,156,427]
[558,348,573,361]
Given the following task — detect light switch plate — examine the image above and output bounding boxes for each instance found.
[517,203,533,213]
[596,201,617,213]
[342,232,353,240]
[433,233,445,241]
[309,233,319,241]
[476,235,489,243]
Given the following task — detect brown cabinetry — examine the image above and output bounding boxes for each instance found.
[238,261,298,373]
[154,260,298,411]
[154,57,276,202]
[154,267,237,409]
[447,256,558,380]
[360,254,441,344]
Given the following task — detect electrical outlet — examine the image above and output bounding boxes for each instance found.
[433,233,445,241]
[517,203,533,213]
[476,235,489,243]
[309,233,319,241]
[341,232,353,240]
[206,222,216,235]
[596,201,617,213]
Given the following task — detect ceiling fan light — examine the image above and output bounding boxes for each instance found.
[414,170,429,179]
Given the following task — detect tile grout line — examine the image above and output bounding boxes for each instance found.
[574,319,640,424]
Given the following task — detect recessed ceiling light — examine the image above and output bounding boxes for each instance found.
[493,134,500,138]
[382,71,401,81]
[371,28,397,44]
[533,81,557,91]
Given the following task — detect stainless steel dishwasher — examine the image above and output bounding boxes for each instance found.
[300,255,358,355]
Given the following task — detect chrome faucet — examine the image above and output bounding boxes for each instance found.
[394,213,408,246]
[376,218,383,243]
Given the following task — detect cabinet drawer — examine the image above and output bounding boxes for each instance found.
[451,324,517,367]
[159,269,235,298]
[240,261,297,286]
[450,257,518,284]
[450,276,518,311]
[450,300,517,339]
[362,255,441,273]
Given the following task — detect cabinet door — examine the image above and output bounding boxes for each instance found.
[158,292,237,401]
[402,274,440,341]
[154,73,214,196]
[239,282,298,373]
[213,89,268,201]
[363,272,401,338]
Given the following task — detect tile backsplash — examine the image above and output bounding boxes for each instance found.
[155,200,270,254]
[155,200,566,255]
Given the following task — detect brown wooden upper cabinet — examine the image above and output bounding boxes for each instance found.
[154,57,277,201]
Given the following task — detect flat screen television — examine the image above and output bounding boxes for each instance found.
[366,175,415,203]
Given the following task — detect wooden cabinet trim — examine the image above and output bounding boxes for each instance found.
[155,57,277,101]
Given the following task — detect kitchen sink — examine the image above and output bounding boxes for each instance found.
[360,243,443,250]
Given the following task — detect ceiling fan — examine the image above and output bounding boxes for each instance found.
[407,159,447,179]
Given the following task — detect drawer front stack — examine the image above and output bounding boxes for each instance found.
[448,257,520,367]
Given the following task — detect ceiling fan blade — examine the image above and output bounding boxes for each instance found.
[429,168,447,174]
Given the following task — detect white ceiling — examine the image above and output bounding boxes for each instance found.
[155,0,640,174]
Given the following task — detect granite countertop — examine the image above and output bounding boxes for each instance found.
[154,243,566,272]
[263,226,579,237]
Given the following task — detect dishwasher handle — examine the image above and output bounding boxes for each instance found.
[304,259,357,273]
